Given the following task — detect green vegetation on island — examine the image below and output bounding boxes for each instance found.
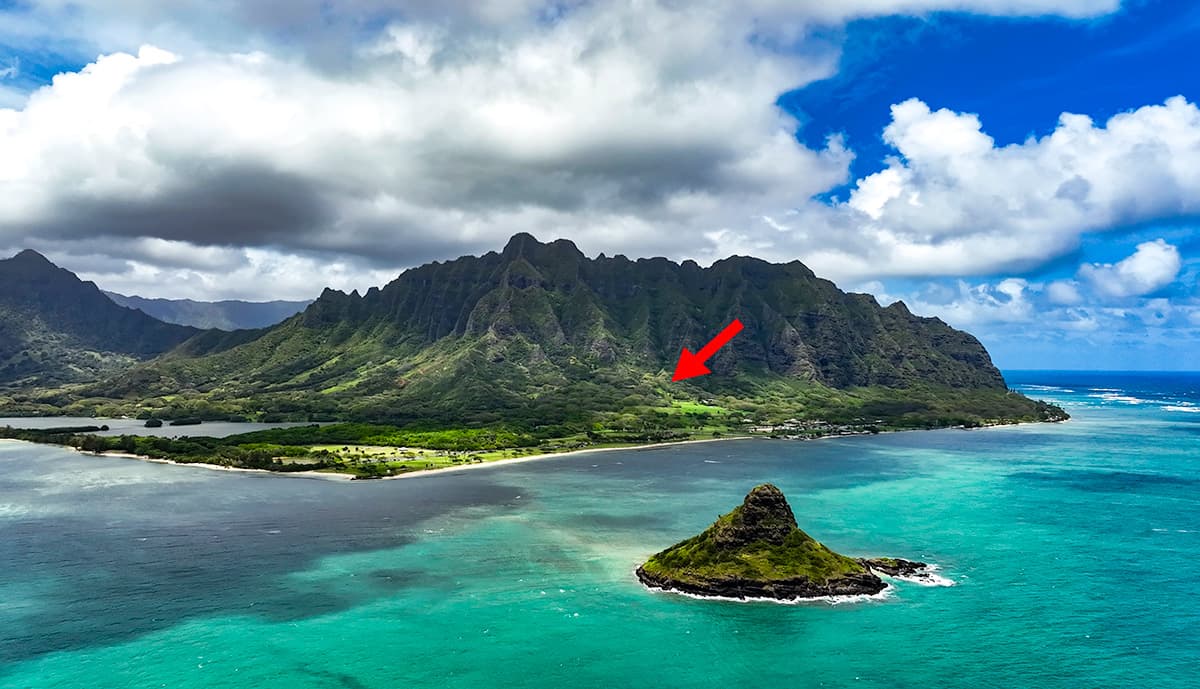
[2,385,1064,479]
[637,484,928,600]
[0,420,733,478]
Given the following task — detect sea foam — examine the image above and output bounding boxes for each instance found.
[1089,392,1148,405]
[874,564,957,588]
[640,581,896,606]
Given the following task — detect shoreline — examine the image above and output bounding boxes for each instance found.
[71,449,357,480]
[5,415,1063,482]
[639,579,896,606]
[378,435,755,480]
[46,435,757,482]
[634,561,955,606]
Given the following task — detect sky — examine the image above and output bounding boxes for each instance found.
[0,0,1197,370]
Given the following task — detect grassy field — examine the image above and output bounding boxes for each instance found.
[304,427,736,476]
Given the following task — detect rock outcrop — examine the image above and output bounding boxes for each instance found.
[637,484,928,601]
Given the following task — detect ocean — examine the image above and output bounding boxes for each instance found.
[1,371,1197,688]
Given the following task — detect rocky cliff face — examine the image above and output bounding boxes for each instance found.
[710,484,800,547]
[637,484,927,601]
[94,234,1015,405]
[283,233,1008,391]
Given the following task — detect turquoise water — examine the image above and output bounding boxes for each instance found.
[2,372,1198,688]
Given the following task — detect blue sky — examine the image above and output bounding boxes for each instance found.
[787,2,1200,187]
[0,0,1197,369]
[779,0,1200,368]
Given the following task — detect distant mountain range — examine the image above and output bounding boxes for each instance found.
[103,292,311,330]
[0,234,1061,429]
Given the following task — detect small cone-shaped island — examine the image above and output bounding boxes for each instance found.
[636,484,934,601]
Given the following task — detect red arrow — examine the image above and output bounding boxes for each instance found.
[672,319,744,382]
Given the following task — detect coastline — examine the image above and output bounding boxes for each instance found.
[41,435,757,482]
[634,561,955,606]
[4,415,1063,482]
[638,578,896,606]
[378,435,755,480]
[71,449,357,481]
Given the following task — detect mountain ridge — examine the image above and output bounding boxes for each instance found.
[271,232,1005,388]
[34,233,1061,429]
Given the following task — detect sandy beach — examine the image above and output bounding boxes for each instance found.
[8,417,1052,482]
[53,435,757,482]
[378,435,755,480]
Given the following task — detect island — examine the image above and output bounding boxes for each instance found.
[636,484,937,601]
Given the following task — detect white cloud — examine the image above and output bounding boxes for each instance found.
[903,277,1034,326]
[1135,298,1172,326]
[0,6,852,285]
[73,246,402,301]
[0,1,1120,61]
[848,279,899,306]
[880,259,1193,366]
[0,0,1136,299]
[782,97,1200,281]
[1079,239,1182,298]
[1046,279,1083,305]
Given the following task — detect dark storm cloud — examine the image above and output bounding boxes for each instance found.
[23,163,334,248]
[416,140,736,214]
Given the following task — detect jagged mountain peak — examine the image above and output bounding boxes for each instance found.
[713,484,802,547]
[501,232,582,255]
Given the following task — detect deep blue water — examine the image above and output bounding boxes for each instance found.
[1,372,1197,688]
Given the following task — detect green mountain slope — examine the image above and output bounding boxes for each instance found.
[0,250,199,388]
[55,234,1061,429]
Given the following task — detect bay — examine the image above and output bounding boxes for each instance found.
[1,372,1197,688]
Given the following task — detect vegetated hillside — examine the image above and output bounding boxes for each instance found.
[104,292,311,330]
[0,250,199,388]
[50,234,1063,429]
[636,484,886,599]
